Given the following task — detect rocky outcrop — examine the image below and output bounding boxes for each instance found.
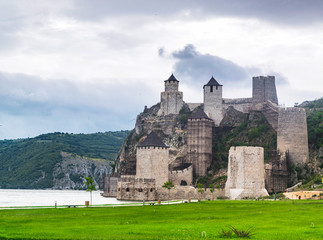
[52,152,111,189]
[114,103,190,176]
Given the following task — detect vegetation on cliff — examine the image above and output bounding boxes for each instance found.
[303,98,323,149]
[0,131,129,189]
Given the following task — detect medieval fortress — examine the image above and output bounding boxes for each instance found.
[104,74,309,200]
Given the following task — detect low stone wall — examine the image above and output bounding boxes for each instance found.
[157,186,225,201]
[102,176,118,197]
[169,165,193,186]
[117,175,157,201]
[223,98,252,114]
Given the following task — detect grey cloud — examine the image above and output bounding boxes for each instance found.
[170,44,258,88]
[172,44,197,59]
[64,0,323,25]
[158,47,165,57]
[0,71,157,139]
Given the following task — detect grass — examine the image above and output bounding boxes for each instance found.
[0,200,322,239]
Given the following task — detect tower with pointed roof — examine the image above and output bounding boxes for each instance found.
[136,131,169,187]
[203,76,223,126]
[158,74,184,116]
[187,108,213,177]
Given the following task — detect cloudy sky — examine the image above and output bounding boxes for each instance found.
[1,0,323,139]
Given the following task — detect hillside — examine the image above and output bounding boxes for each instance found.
[0,131,129,189]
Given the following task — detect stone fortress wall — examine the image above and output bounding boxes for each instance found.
[104,74,310,200]
[223,98,252,113]
[225,146,268,199]
[252,76,278,110]
[169,164,193,186]
[136,145,169,187]
[117,175,157,201]
[277,107,309,166]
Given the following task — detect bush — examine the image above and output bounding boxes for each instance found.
[219,226,255,238]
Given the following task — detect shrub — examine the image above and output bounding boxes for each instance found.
[219,229,232,237]
[219,226,255,238]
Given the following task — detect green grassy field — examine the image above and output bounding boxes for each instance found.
[0,200,322,239]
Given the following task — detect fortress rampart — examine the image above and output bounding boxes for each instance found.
[223,98,252,113]
[169,164,193,186]
[225,146,268,199]
[277,107,309,165]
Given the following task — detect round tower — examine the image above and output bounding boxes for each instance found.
[203,76,223,126]
[187,108,213,177]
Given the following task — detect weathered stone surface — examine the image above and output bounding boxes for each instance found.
[169,164,193,186]
[252,76,278,110]
[158,78,183,116]
[277,107,309,166]
[265,151,290,194]
[136,145,169,188]
[225,146,268,199]
[204,84,223,126]
[187,114,213,177]
[223,98,252,114]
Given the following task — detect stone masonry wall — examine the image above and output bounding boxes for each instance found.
[252,76,278,110]
[187,118,213,177]
[169,165,193,186]
[117,175,157,201]
[136,146,169,188]
[277,107,309,165]
[225,146,268,199]
[102,176,118,197]
[223,98,252,113]
[158,80,183,115]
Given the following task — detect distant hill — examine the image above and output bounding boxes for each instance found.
[0,131,130,189]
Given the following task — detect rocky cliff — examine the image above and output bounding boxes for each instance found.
[52,152,111,189]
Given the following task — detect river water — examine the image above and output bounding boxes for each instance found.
[0,189,128,207]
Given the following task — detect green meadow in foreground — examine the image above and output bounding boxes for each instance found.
[0,200,322,239]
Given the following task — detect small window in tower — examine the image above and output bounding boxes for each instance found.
[126,187,130,192]
[138,188,143,192]
[216,86,218,90]
[210,86,213,92]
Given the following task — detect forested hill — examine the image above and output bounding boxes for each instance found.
[0,131,129,189]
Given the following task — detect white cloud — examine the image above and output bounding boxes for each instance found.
[0,0,323,139]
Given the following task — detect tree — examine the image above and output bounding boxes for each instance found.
[162,181,174,204]
[197,183,204,201]
[84,177,96,206]
[209,184,215,200]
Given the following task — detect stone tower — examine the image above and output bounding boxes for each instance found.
[158,74,184,116]
[277,108,309,166]
[203,77,223,126]
[252,76,278,110]
[225,146,268,200]
[187,108,213,177]
[136,131,169,187]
